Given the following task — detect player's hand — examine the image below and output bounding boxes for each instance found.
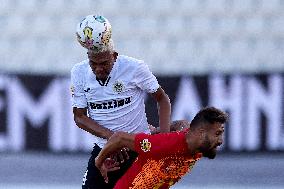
[149,124,160,134]
[103,158,120,172]
[111,147,130,164]
[148,124,156,133]
[95,158,120,183]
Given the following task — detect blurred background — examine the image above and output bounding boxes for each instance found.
[0,0,284,188]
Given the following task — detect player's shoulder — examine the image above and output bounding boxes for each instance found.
[117,55,144,69]
[71,59,89,75]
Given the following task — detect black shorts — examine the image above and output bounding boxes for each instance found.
[82,144,138,189]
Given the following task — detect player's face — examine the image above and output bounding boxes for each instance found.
[88,50,117,80]
[201,123,224,159]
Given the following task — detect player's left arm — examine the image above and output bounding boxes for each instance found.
[134,61,171,133]
[151,86,171,133]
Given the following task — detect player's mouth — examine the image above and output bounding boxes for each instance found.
[94,71,107,78]
[212,144,219,150]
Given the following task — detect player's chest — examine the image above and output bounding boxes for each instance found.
[84,77,136,101]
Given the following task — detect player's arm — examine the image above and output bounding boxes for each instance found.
[95,132,135,182]
[71,64,114,140]
[151,120,190,134]
[134,61,171,133]
[151,87,171,133]
[73,107,114,139]
[95,132,135,166]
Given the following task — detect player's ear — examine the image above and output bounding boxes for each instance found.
[198,128,206,140]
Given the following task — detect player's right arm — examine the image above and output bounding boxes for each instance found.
[73,107,114,139]
[95,131,188,182]
[71,63,114,139]
[96,129,188,167]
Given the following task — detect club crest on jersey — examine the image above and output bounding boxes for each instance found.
[140,139,151,152]
[113,81,124,93]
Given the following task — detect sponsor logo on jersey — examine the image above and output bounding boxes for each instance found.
[113,81,124,93]
[88,96,132,110]
[140,139,151,152]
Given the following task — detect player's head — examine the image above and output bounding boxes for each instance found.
[190,107,228,159]
[87,49,118,80]
[76,14,117,80]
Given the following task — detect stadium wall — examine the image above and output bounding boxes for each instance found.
[0,73,283,153]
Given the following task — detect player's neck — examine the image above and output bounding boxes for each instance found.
[96,76,111,86]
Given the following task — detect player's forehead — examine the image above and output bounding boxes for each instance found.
[88,50,113,62]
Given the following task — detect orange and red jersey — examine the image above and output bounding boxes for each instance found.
[114,131,202,189]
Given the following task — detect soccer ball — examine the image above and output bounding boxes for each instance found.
[76,15,112,50]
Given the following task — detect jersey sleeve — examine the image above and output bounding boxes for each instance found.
[70,64,88,108]
[134,61,160,93]
[134,132,188,158]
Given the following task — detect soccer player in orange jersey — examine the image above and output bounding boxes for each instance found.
[95,107,228,188]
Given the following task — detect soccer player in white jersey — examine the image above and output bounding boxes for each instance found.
[71,15,171,189]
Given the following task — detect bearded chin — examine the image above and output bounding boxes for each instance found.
[200,136,217,159]
[203,149,216,159]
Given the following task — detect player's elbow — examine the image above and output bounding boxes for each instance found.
[73,115,85,129]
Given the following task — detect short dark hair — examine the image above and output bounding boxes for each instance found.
[190,107,228,129]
